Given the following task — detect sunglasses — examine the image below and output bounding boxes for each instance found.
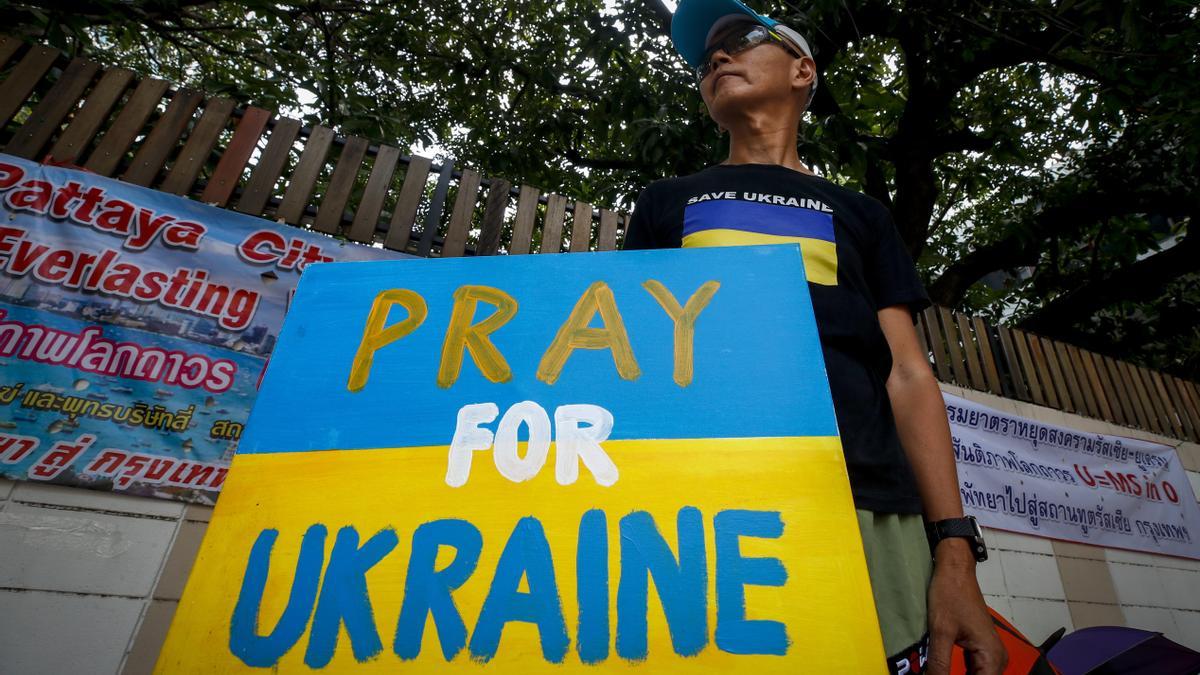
[695,24,802,81]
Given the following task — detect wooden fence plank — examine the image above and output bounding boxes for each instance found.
[1176,377,1200,441]
[160,96,235,194]
[0,36,22,69]
[1161,375,1198,442]
[475,178,511,256]
[914,312,930,361]
[923,307,952,383]
[417,161,454,257]
[1010,328,1046,406]
[1144,366,1179,437]
[1105,356,1142,429]
[1063,345,1099,419]
[236,117,301,216]
[1103,357,1135,428]
[1124,362,1163,434]
[312,135,369,234]
[1163,374,1196,441]
[122,88,203,186]
[1084,345,1108,420]
[937,307,970,386]
[384,155,431,252]
[0,45,59,129]
[995,326,1028,401]
[1176,381,1200,439]
[440,168,481,257]
[48,67,134,164]
[7,58,99,159]
[1026,336,1061,409]
[1053,340,1086,413]
[1147,369,1184,439]
[276,125,334,224]
[955,314,987,391]
[569,201,592,252]
[509,185,539,255]
[1038,339,1074,413]
[540,194,569,254]
[1090,352,1128,426]
[200,106,271,206]
[346,144,401,243]
[971,317,1004,395]
[1113,359,1152,432]
[1136,366,1172,436]
[1174,378,1200,441]
[1079,350,1115,424]
[597,209,619,251]
[85,77,170,176]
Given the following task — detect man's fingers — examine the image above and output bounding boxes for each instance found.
[968,635,1008,675]
[926,628,955,675]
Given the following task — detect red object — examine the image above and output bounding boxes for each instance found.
[950,607,1061,674]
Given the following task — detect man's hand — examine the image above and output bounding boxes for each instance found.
[926,539,1008,675]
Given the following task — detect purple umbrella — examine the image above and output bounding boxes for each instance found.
[1046,626,1200,674]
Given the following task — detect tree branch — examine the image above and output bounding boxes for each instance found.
[927,190,1192,306]
[1020,226,1199,337]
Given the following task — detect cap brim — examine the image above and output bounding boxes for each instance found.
[670,0,777,68]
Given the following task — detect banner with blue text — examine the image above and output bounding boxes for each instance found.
[158,246,886,672]
[947,392,1200,558]
[0,154,403,503]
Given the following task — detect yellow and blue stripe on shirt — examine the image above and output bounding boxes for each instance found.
[682,199,838,285]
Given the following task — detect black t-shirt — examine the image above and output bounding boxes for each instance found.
[624,163,930,514]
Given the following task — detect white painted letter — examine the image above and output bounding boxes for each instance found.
[493,400,551,482]
[554,404,618,486]
[445,402,499,487]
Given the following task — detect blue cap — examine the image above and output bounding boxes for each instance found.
[670,0,779,68]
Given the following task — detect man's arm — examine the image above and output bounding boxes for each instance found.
[877,305,1007,675]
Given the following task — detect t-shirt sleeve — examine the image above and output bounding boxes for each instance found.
[866,202,931,316]
[621,187,659,250]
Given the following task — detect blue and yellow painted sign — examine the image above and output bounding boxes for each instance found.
[157,245,886,672]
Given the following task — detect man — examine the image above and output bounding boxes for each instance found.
[623,1,1008,672]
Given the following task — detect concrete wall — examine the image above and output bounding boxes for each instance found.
[0,479,211,674]
[1,384,1198,672]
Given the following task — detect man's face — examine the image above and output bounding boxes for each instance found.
[698,21,813,124]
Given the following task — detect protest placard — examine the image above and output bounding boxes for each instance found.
[158,245,885,672]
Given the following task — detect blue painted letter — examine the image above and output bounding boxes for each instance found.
[469,516,569,663]
[576,509,609,664]
[394,519,482,661]
[616,507,707,660]
[714,509,788,655]
[304,526,399,667]
[229,525,326,667]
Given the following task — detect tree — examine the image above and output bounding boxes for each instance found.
[6,0,1199,377]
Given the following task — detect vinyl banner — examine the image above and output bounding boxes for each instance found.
[158,246,887,672]
[0,153,403,504]
[947,392,1200,559]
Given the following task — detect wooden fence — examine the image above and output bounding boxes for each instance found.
[0,37,626,258]
[917,307,1200,443]
[2,36,1199,445]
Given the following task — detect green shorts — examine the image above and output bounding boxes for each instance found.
[856,509,933,658]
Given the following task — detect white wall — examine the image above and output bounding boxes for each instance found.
[0,479,210,674]
[1,386,1198,672]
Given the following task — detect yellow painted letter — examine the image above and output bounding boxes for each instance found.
[537,281,640,385]
[437,285,518,388]
[643,280,720,386]
[347,289,428,392]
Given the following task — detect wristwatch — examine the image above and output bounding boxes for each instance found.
[925,516,988,562]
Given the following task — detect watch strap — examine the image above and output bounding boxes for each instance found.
[925,516,988,562]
